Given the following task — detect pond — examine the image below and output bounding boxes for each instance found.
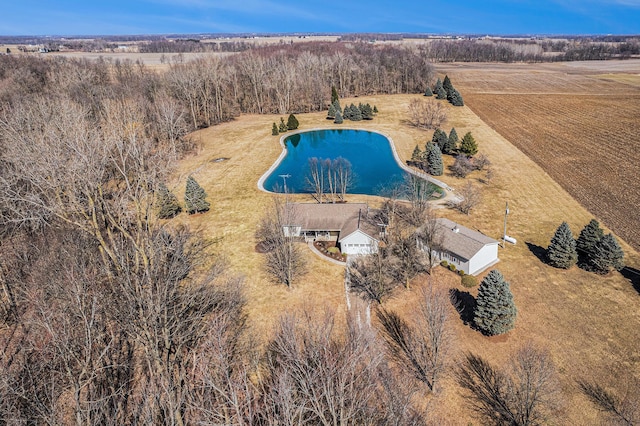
[260,129,411,195]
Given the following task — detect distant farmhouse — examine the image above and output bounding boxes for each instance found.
[284,203,379,255]
[420,218,499,276]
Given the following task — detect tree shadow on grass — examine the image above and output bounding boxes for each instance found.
[526,241,547,264]
[620,266,640,295]
[450,288,476,326]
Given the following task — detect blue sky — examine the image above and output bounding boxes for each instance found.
[1,0,639,36]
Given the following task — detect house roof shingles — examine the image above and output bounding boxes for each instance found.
[287,203,378,241]
[436,217,498,260]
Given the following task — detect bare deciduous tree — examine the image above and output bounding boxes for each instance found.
[449,181,482,215]
[408,98,448,130]
[263,308,382,425]
[256,197,306,287]
[376,284,454,392]
[457,343,562,426]
[348,251,398,304]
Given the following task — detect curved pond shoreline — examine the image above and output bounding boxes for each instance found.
[257,127,452,195]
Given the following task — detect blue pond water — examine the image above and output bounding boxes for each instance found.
[262,129,409,195]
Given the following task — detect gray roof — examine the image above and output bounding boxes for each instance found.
[287,203,377,241]
[436,218,499,260]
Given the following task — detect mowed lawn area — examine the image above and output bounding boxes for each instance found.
[173,92,640,424]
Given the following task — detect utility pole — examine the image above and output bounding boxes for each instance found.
[502,201,509,248]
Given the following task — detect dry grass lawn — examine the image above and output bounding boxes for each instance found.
[173,90,640,424]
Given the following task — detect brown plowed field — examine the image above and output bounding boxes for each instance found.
[437,61,640,251]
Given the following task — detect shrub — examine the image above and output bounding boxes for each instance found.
[440,260,449,267]
[272,122,279,135]
[458,270,465,276]
[462,275,477,288]
[450,154,474,178]
[327,247,340,254]
[287,114,299,130]
[449,264,457,272]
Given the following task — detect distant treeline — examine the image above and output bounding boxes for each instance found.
[421,38,640,62]
[0,41,433,129]
[139,39,253,53]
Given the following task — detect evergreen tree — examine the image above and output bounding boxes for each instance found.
[351,104,363,121]
[443,75,454,97]
[589,233,624,274]
[547,222,578,269]
[332,99,342,115]
[449,89,464,106]
[444,128,459,154]
[157,183,182,219]
[361,103,373,120]
[334,110,343,124]
[411,145,422,162]
[434,78,447,100]
[576,219,604,255]
[342,104,352,120]
[278,117,288,133]
[184,176,210,214]
[426,142,443,176]
[327,103,337,119]
[287,113,299,130]
[474,270,517,336]
[271,122,279,136]
[424,86,433,96]
[373,105,378,114]
[460,132,478,156]
[432,128,448,151]
[331,85,339,104]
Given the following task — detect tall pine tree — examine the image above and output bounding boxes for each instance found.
[434,78,447,100]
[157,183,182,219]
[426,142,443,176]
[411,145,422,162]
[589,233,624,274]
[334,110,343,124]
[331,85,339,104]
[547,222,578,269]
[185,176,210,214]
[449,89,464,106]
[576,219,604,255]
[327,103,337,119]
[432,128,448,151]
[474,270,517,336]
[444,127,459,154]
[443,75,454,97]
[460,132,478,156]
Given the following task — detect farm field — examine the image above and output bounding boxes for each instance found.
[436,60,640,252]
[175,91,640,424]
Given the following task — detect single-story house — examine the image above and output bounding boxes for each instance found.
[419,218,499,276]
[283,203,379,255]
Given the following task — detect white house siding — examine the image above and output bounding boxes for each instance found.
[467,243,499,276]
[340,230,378,255]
